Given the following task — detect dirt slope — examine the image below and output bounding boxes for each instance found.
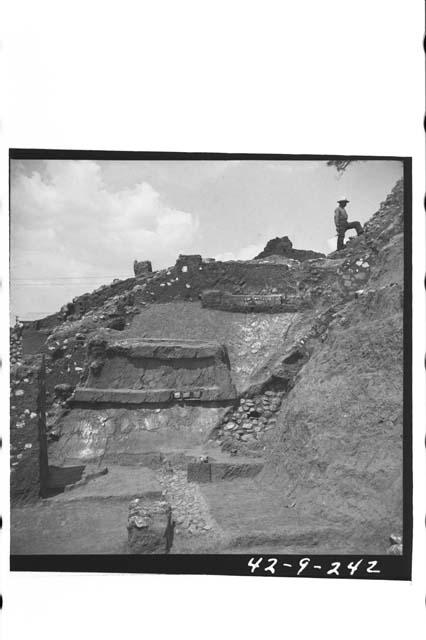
[260,179,405,547]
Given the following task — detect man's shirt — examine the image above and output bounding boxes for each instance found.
[334,206,348,230]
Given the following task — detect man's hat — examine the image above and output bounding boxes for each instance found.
[337,198,350,203]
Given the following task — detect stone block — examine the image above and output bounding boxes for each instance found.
[133,260,153,277]
[210,461,263,481]
[200,289,307,313]
[75,334,237,405]
[127,498,174,554]
[200,289,223,308]
[175,254,202,270]
[54,383,75,399]
[106,316,126,331]
[187,462,212,483]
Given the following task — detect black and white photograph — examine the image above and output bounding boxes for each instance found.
[8,153,411,571]
[1,1,424,639]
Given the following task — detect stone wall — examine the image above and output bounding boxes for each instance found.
[133,254,303,305]
[213,390,285,454]
[73,333,237,405]
[200,289,312,313]
[63,277,136,320]
[22,276,138,332]
[10,358,47,503]
[10,326,23,365]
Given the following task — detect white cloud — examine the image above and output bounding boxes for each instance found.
[327,237,337,252]
[10,160,199,318]
[214,243,264,262]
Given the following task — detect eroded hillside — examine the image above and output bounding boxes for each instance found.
[261,179,404,547]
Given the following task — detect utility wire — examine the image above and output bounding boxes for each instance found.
[12,275,131,281]
[13,284,117,287]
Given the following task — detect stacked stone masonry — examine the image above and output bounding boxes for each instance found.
[215,390,284,453]
[200,289,312,312]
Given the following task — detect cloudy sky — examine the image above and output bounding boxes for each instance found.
[10,158,402,321]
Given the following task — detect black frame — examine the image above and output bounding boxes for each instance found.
[9,150,412,580]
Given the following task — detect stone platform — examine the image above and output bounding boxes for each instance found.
[73,334,237,406]
[73,385,236,404]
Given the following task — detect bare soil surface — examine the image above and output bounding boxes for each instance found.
[11,463,223,554]
[200,478,392,554]
[127,302,298,393]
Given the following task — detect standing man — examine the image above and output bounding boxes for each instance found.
[334,198,364,251]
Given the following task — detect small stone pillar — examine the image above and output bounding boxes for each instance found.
[133,260,153,277]
[127,498,174,553]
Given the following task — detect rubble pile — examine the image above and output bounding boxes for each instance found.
[261,178,405,550]
[10,362,39,470]
[214,390,284,454]
[10,349,44,501]
[53,290,141,340]
[387,534,403,555]
[10,325,23,365]
[255,235,325,262]
[362,179,404,238]
[331,178,404,257]
[160,467,216,537]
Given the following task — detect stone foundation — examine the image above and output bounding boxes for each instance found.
[73,334,237,405]
[127,498,174,553]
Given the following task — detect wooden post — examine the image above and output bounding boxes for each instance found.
[37,355,49,497]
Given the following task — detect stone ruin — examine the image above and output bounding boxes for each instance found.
[176,254,203,270]
[72,331,237,405]
[254,235,325,262]
[200,289,312,313]
[133,259,153,277]
[127,497,174,553]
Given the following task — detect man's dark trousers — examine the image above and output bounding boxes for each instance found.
[337,221,364,251]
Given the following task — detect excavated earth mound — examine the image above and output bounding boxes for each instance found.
[259,179,405,550]
[10,178,405,554]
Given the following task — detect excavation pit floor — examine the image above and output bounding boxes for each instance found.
[11,460,391,555]
[199,478,392,554]
[10,462,220,554]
